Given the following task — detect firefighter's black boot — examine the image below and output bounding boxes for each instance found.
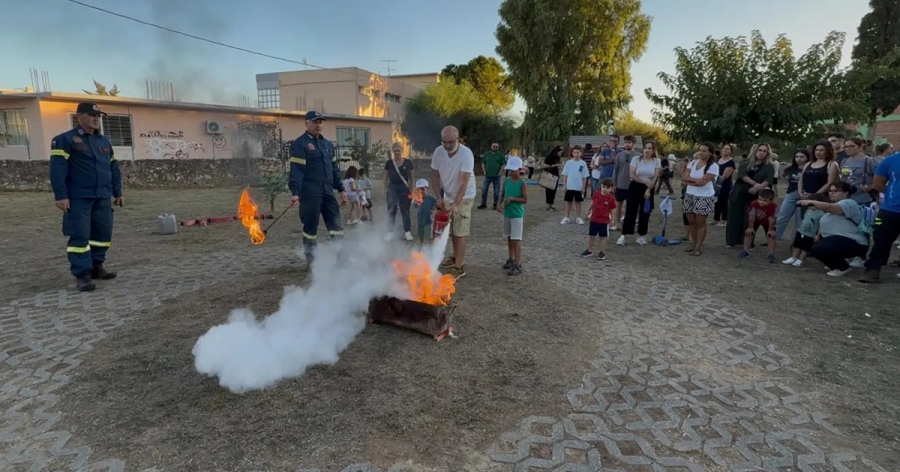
[76,274,96,292]
[91,263,117,280]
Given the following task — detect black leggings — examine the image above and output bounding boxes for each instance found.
[714,190,729,221]
[545,187,557,206]
[864,209,900,272]
[810,236,869,271]
[623,181,653,236]
[527,167,534,179]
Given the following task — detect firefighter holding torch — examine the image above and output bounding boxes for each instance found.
[289,111,348,262]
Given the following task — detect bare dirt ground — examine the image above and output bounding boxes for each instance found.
[1,178,898,471]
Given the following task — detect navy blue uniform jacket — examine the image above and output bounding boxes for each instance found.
[289,132,345,198]
[49,127,122,200]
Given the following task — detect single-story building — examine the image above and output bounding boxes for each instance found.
[0,91,394,189]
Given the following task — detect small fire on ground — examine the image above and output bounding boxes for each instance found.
[392,252,455,306]
[408,188,424,205]
[238,188,266,245]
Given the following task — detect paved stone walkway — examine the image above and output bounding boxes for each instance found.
[0,220,891,471]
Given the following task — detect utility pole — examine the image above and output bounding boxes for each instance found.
[378,60,397,76]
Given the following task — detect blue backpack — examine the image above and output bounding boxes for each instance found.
[856,203,877,235]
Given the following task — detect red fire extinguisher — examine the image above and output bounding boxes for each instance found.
[433,207,451,239]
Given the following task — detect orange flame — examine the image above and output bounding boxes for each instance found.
[392,252,456,306]
[408,188,424,205]
[238,188,266,245]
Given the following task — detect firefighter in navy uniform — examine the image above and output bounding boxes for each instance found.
[49,103,123,292]
[289,111,348,262]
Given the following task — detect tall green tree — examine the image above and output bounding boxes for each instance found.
[402,80,518,153]
[441,56,516,111]
[645,30,873,148]
[496,0,651,142]
[851,0,900,123]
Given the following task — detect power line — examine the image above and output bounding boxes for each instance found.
[64,0,350,75]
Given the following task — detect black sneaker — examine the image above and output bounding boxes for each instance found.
[91,264,117,280]
[76,275,96,292]
[596,251,607,261]
[503,258,513,270]
[477,204,488,210]
[580,250,593,258]
[859,270,881,284]
[507,264,522,276]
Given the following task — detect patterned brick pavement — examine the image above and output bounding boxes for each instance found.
[0,219,891,471]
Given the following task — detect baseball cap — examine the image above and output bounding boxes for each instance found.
[305,111,326,121]
[505,156,524,170]
[76,103,106,116]
[415,179,429,188]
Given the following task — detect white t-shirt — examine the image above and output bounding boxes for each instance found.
[590,155,603,179]
[431,144,477,201]
[685,160,720,197]
[562,159,589,191]
[630,156,661,181]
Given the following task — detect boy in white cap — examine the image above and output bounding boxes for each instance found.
[413,178,438,245]
[498,156,528,275]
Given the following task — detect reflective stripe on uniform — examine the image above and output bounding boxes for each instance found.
[328,230,344,237]
[88,240,111,247]
[290,157,307,165]
[50,149,70,159]
[66,245,91,253]
[302,232,317,240]
[110,156,117,162]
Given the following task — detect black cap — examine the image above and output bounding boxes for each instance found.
[76,103,107,116]
[305,111,325,121]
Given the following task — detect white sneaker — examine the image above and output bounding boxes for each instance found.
[636,236,647,246]
[620,215,625,222]
[849,257,864,268]
[561,217,570,224]
[782,257,797,265]
[404,231,413,241]
[576,218,585,225]
[792,259,804,267]
[616,235,626,246]
[827,268,851,277]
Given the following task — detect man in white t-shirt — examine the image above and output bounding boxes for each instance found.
[430,125,477,278]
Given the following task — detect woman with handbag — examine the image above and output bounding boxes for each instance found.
[541,146,563,211]
[725,143,776,248]
[383,142,415,241]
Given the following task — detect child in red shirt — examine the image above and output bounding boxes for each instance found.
[738,188,778,262]
[581,178,617,260]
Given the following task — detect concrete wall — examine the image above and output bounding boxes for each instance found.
[0,97,395,191]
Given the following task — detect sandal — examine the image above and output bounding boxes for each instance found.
[889,260,900,268]
[690,251,702,256]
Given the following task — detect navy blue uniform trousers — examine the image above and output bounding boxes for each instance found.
[63,198,113,277]
[300,193,343,254]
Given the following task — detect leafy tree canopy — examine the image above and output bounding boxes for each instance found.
[851,0,900,120]
[496,0,651,142]
[645,30,878,148]
[402,80,518,154]
[441,55,516,111]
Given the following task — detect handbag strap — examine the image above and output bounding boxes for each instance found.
[390,158,410,189]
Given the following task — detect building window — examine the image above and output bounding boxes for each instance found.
[358,86,374,97]
[336,127,370,148]
[258,88,281,109]
[385,93,401,104]
[69,113,134,147]
[0,109,28,146]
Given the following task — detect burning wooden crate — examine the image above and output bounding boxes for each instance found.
[367,296,457,341]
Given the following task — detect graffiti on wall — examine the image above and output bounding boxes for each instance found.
[139,130,205,159]
[212,135,227,149]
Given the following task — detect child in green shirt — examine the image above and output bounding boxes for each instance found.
[498,157,528,275]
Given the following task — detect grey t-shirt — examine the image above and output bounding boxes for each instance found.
[839,156,876,204]
[613,150,641,189]
[818,199,868,246]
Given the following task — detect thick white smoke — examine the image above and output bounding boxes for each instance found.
[193,223,451,393]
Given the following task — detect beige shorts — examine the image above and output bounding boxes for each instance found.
[450,198,475,237]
